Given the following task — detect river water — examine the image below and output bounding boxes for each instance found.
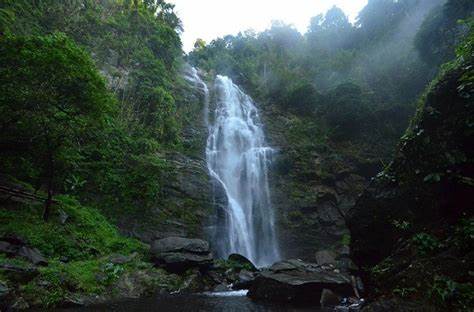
[54,291,329,312]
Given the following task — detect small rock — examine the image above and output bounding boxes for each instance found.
[17,246,48,266]
[59,209,69,225]
[60,256,70,263]
[213,283,229,292]
[0,281,9,299]
[11,297,29,310]
[233,269,255,290]
[109,252,137,265]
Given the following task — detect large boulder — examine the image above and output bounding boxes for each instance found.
[150,237,212,273]
[248,259,353,305]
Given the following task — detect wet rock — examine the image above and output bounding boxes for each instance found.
[227,253,257,271]
[248,259,353,305]
[0,263,39,283]
[232,269,256,290]
[151,237,212,273]
[315,250,337,265]
[334,298,365,312]
[213,283,229,292]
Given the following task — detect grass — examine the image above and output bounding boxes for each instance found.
[0,194,183,307]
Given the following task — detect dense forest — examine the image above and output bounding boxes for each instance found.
[0,0,472,311]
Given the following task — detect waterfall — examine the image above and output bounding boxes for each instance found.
[205,75,280,267]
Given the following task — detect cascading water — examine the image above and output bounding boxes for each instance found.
[205,75,280,267]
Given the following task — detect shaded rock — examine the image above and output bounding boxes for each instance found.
[60,295,86,308]
[320,288,340,307]
[228,253,257,271]
[108,252,137,265]
[151,237,212,273]
[17,246,48,266]
[213,283,229,292]
[315,250,337,265]
[232,269,256,290]
[335,297,365,312]
[360,299,426,312]
[336,255,359,273]
[0,263,39,283]
[248,259,353,305]
[0,236,48,266]
[11,297,29,310]
[180,270,205,292]
[0,281,9,300]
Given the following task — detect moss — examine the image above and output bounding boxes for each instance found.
[0,195,144,262]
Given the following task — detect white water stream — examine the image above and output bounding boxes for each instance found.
[187,68,280,267]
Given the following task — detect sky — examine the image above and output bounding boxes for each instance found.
[169,0,369,52]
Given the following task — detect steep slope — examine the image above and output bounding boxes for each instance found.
[348,37,473,310]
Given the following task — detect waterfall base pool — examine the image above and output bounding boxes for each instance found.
[52,292,331,312]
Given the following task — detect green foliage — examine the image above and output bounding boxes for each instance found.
[412,233,441,255]
[0,33,114,206]
[392,219,411,231]
[214,259,254,272]
[415,0,474,66]
[430,275,474,310]
[0,196,143,260]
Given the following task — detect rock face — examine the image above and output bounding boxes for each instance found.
[347,64,473,308]
[260,106,380,261]
[150,237,213,273]
[248,259,353,305]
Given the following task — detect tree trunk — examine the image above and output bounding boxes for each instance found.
[43,152,54,221]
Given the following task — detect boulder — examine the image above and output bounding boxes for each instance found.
[0,235,48,266]
[320,288,341,307]
[150,237,212,273]
[0,263,39,283]
[248,259,353,305]
[227,253,257,271]
[232,269,256,290]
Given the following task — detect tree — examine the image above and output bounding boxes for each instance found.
[0,33,114,220]
[307,6,354,51]
[193,38,206,51]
